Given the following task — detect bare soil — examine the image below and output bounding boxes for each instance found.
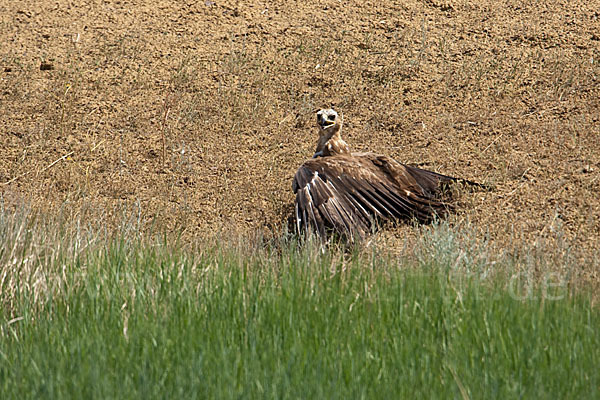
[1,1,599,267]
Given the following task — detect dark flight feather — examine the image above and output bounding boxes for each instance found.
[293,153,482,241]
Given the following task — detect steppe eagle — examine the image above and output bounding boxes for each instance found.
[292,108,484,241]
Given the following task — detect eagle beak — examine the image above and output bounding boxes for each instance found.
[319,120,335,129]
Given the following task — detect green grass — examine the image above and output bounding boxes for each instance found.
[0,211,598,399]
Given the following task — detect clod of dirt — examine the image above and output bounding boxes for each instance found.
[40,61,54,71]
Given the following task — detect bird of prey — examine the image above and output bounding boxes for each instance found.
[292,108,484,241]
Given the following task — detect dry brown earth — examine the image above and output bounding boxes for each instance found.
[1,1,599,275]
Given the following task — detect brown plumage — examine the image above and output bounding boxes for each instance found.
[292,109,484,241]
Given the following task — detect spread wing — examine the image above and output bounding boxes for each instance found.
[292,154,454,241]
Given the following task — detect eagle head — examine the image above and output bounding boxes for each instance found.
[316,109,340,132]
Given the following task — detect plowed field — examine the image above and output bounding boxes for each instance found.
[2,1,599,264]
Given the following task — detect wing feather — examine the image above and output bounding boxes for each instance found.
[292,154,458,240]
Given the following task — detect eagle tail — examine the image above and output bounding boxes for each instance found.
[404,164,490,191]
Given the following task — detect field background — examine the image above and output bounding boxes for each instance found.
[2,2,600,396]
[1,1,599,263]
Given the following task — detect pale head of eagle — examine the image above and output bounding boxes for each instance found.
[314,109,350,158]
